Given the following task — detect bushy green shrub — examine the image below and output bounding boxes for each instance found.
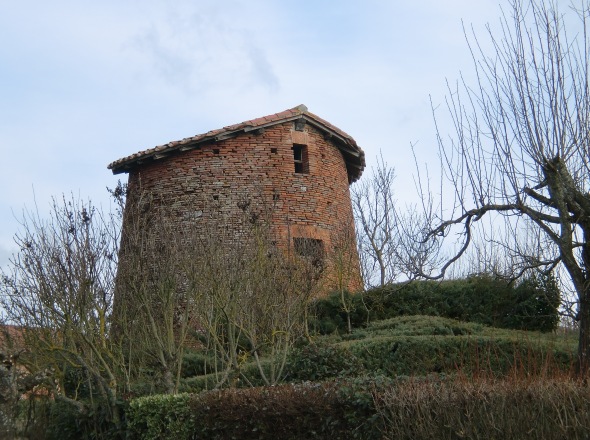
[507,273,561,331]
[312,273,560,334]
[284,342,365,381]
[127,393,193,440]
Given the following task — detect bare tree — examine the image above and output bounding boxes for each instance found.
[185,209,316,387]
[330,222,363,333]
[0,188,199,437]
[0,196,125,432]
[111,182,319,390]
[352,154,400,287]
[113,189,199,395]
[411,0,590,374]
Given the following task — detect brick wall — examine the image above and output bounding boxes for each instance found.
[122,119,362,293]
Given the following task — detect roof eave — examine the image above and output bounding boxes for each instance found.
[108,108,366,181]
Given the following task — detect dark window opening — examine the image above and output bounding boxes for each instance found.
[271,147,278,154]
[213,194,219,201]
[294,237,325,270]
[213,148,220,155]
[292,144,309,174]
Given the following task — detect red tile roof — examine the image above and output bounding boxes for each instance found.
[108,105,365,182]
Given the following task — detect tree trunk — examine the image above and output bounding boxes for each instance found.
[347,312,352,335]
[379,259,386,287]
[578,292,590,376]
[163,368,175,395]
[340,289,353,334]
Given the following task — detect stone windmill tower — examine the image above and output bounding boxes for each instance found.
[108,105,365,293]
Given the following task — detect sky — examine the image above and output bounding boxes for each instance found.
[0,0,502,268]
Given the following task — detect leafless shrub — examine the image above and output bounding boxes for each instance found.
[0,194,124,431]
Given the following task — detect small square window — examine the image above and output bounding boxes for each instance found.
[294,237,325,270]
[292,144,309,174]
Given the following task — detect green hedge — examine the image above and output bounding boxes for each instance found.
[126,376,590,440]
[127,380,385,440]
[347,334,573,377]
[312,273,560,334]
[284,342,365,381]
[285,316,575,381]
[127,393,194,440]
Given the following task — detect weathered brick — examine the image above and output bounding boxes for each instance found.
[110,107,365,294]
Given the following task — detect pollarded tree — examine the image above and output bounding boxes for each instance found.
[412,0,590,374]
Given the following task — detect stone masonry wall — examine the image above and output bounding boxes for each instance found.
[123,119,361,293]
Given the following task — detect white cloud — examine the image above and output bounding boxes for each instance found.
[127,0,280,97]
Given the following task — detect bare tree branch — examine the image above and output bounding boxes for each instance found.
[407,0,590,374]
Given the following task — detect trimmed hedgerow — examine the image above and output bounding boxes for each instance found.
[126,375,590,440]
[188,381,383,440]
[284,341,365,381]
[340,316,575,378]
[126,393,193,440]
[181,350,215,378]
[346,334,574,378]
[376,377,590,440]
[312,273,561,334]
[126,380,385,440]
